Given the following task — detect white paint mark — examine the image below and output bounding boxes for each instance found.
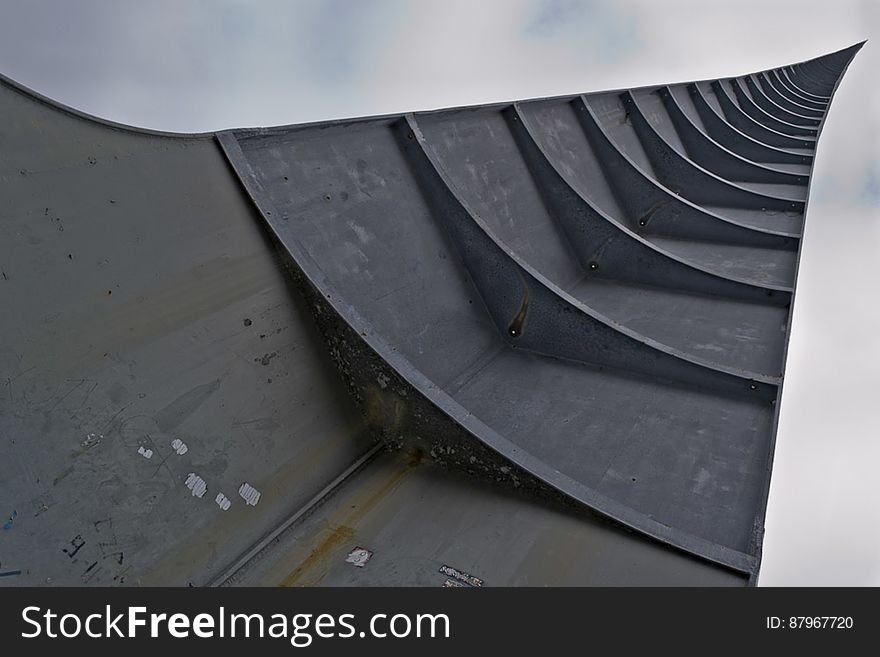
[693,467,712,495]
[215,493,231,511]
[347,221,373,245]
[137,446,153,459]
[238,482,261,506]
[171,438,188,455]
[185,473,207,498]
[81,433,103,449]
[345,547,373,568]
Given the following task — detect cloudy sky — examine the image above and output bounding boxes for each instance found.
[0,0,877,585]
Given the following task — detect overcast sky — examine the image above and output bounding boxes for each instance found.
[0,0,877,585]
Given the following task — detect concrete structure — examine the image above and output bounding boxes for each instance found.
[0,44,861,587]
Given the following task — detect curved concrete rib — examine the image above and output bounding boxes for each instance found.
[708,81,817,148]
[725,79,818,136]
[790,40,863,102]
[752,71,826,119]
[688,83,813,163]
[506,102,791,305]
[573,95,798,254]
[656,86,808,186]
[511,106,792,298]
[741,76,821,125]
[789,50,848,96]
[790,67,835,97]
[779,68,830,103]
[504,104,790,377]
[620,91,805,212]
[404,114,778,391]
[766,70,828,110]
[790,69,834,97]
[756,73,824,116]
[725,79,818,135]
